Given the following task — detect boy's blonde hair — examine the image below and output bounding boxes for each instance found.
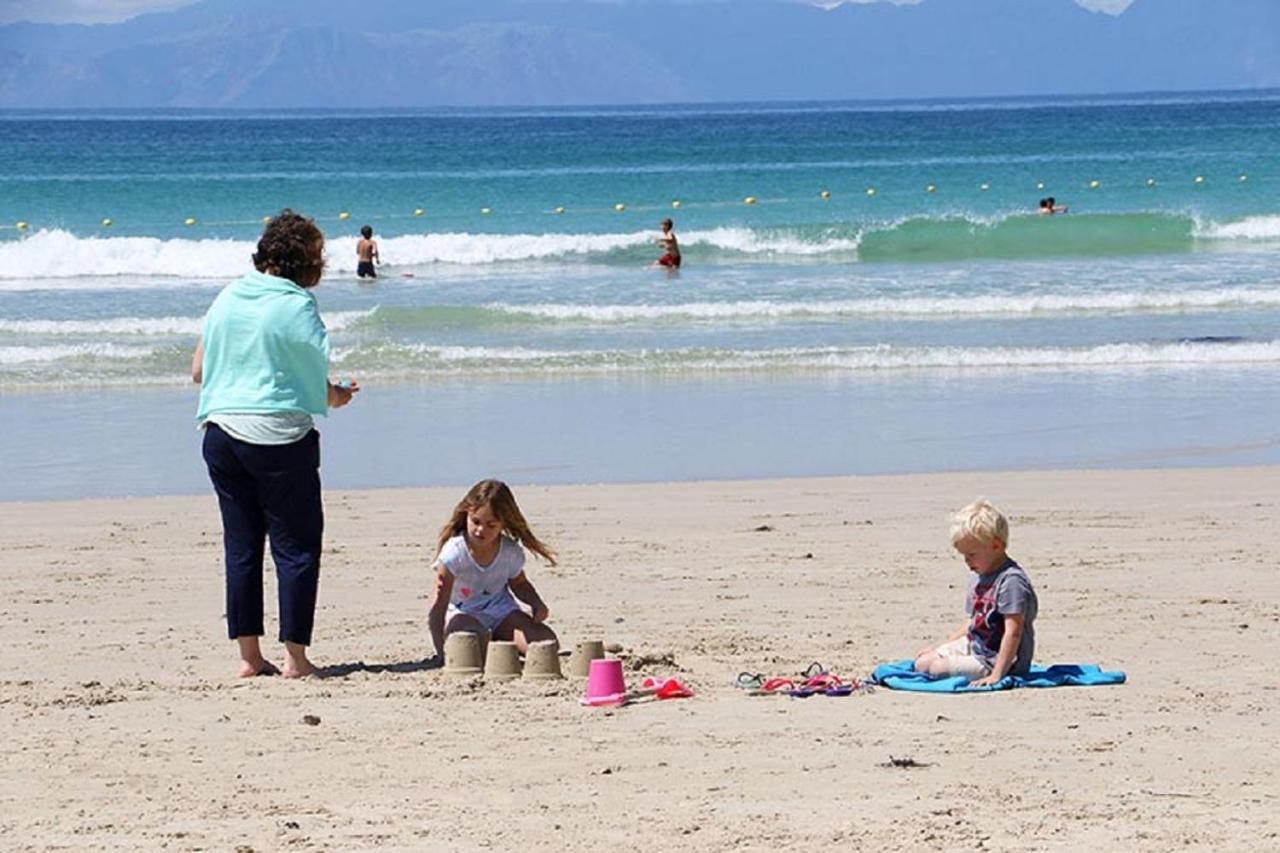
[950,499,1009,546]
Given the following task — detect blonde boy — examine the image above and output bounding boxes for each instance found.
[914,500,1038,686]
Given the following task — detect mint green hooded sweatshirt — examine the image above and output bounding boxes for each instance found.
[196,270,330,420]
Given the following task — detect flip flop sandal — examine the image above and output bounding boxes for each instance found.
[791,672,863,697]
[735,671,765,691]
[746,677,797,696]
[801,661,828,679]
[786,673,839,697]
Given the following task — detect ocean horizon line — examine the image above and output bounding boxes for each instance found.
[1,85,1277,120]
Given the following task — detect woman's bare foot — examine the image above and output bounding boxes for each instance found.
[239,659,280,678]
[236,635,279,677]
[282,641,316,679]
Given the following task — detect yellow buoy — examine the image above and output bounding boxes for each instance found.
[1036,182,1045,190]
[1194,175,1205,184]
[1089,179,1100,189]
[1146,178,1157,187]
[184,217,197,226]
[553,206,565,215]
[979,182,990,191]
[925,184,936,193]
[614,203,626,212]
[819,190,831,200]
[865,187,876,196]
[744,196,757,205]
[15,221,28,231]
[671,199,682,209]
[413,208,424,217]
[480,207,492,215]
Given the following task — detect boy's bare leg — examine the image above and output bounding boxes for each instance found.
[236,636,280,677]
[282,641,315,678]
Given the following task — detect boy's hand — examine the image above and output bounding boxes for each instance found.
[970,672,1003,687]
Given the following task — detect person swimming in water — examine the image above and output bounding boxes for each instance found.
[1038,197,1068,215]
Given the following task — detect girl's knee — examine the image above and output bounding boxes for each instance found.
[445,615,486,636]
[513,620,556,646]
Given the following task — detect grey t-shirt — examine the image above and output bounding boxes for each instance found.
[965,558,1037,675]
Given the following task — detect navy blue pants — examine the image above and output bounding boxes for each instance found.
[202,424,324,646]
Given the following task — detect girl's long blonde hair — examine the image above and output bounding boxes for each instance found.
[435,479,557,566]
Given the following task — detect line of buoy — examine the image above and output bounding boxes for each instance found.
[4,171,1265,236]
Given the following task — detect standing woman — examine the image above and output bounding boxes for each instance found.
[192,209,358,678]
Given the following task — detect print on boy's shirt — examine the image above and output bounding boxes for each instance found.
[969,580,1001,651]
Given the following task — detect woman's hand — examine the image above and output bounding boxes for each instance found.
[328,379,359,408]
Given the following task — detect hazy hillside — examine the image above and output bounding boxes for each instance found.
[0,0,1276,107]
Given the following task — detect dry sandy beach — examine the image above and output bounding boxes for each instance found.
[2,467,1277,851]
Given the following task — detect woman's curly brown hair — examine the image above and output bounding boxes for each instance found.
[252,209,325,285]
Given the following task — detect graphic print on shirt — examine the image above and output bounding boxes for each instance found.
[969,580,1002,652]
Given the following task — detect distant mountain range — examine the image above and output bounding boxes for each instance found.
[0,0,1276,108]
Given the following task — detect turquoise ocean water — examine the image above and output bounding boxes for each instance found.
[3,92,1279,499]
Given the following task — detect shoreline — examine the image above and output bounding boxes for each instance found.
[8,366,1280,502]
[3,466,1277,850]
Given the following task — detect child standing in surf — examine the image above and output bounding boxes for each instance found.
[427,479,559,659]
[356,225,379,278]
[654,218,681,268]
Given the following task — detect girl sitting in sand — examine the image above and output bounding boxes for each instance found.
[428,479,559,660]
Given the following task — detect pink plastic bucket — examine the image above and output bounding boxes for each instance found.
[581,658,627,707]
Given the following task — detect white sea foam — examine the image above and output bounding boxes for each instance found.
[0,309,373,336]
[494,289,1280,323]
[0,213,1271,283]
[0,343,158,365]
[329,339,1280,376]
[0,227,864,282]
[0,230,250,281]
[1194,215,1280,241]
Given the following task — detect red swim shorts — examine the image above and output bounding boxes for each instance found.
[657,253,681,268]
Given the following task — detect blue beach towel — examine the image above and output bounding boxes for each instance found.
[870,660,1126,693]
